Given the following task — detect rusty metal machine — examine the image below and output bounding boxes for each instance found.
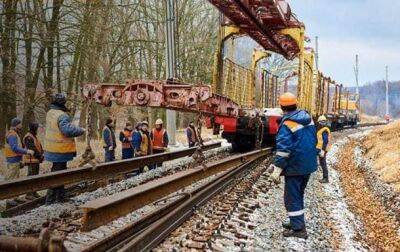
[82,0,305,152]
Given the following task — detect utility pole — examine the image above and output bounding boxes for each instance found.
[355,55,359,96]
[315,36,319,71]
[165,0,177,145]
[385,65,389,116]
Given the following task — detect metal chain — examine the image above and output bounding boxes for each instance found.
[190,112,206,169]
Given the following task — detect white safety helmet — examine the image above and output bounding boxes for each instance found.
[155,118,163,125]
[318,115,327,122]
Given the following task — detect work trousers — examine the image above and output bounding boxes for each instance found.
[105,149,115,162]
[284,175,310,230]
[319,155,328,179]
[46,162,67,204]
[122,148,134,159]
[27,163,40,197]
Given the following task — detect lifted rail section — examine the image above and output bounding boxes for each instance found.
[0,142,221,201]
[80,149,269,231]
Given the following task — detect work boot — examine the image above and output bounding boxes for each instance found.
[320,178,329,183]
[282,221,291,230]
[283,228,308,239]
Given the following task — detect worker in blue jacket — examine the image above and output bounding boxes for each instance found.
[44,93,85,204]
[268,92,317,239]
[316,115,331,183]
[3,118,34,208]
[103,118,116,162]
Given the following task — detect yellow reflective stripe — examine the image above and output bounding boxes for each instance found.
[316,127,331,149]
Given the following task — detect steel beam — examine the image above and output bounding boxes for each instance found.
[80,149,270,231]
[0,142,221,200]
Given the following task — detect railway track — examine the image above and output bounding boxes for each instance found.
[0,147,271,252]
[0,142,221,217]
[69,148,271,251]
[0,123,387,251]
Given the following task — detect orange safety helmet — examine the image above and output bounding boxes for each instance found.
[279,92,297,107]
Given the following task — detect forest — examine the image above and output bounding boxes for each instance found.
[0,0,220,146]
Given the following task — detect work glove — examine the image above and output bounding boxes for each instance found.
[268,164,283,184]
[108,146,114,151]
[27,149,35,156]
[319,150,325,158]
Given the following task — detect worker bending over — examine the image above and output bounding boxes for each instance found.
[23,122,44,200]
[44,93,85,204]
[268,92,317,239]
[4,118,34,208]
[119,122,134,159]
[103,118,116,162]
[186,122,199,147]
[150,119,169,168]
[316,115,331,183]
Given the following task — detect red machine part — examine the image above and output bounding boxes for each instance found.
[82,80,240,118]
[208,0,303,59]
[268,115,280,134]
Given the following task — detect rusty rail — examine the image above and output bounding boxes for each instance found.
[0,229,64,252]
[0,142,221,200]
[81,148,271,251]
[119,150,268,251]
[80,148,269,231]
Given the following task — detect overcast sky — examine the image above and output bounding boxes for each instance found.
[289,0,400,86]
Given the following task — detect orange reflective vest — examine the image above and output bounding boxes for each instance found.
[152,128,166,150]
[140,132,151,155]
[44,109,76,153]
[122,130,133,149]
[4,130,23,158]
[22,132,43,164]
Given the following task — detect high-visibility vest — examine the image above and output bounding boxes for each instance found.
[23,132,43,164]
[316,126,331,150]
[44,109,76,153]
[4,130,23,158]
[152,128,165,150]
[121,129,133,149]
[140,132,151,155]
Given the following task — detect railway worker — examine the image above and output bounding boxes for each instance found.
[186,121,199,147]
[132,121,152,172]
[119,122,134,159]
[316,115,331,183]
[4,118,34,208]
[44,93,85,204]
[150,119,169,169]
[103,117,116,162]
[23,122,44,200]
[268,92,317,239]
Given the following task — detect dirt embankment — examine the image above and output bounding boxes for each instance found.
[362,121,400,191]
[336,141,400,250]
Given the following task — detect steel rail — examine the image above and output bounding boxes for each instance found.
[119,150,268,251]
[0,142,221,200]
[80,148,270,231]
[81,148,271,251]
